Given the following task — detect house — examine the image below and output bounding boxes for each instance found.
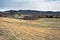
[18,14,39,20]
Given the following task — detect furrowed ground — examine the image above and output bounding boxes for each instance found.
[0,17,60,40]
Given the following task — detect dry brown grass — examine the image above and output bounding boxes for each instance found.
[0,17,60,40]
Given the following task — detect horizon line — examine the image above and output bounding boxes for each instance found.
[0,9,60,12]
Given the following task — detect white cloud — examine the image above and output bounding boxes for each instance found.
[0,0,60,11]
[17,1,60,11]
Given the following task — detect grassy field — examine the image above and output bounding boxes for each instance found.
[0,17,60,40]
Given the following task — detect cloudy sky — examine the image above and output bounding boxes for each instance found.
[0,0,60,11]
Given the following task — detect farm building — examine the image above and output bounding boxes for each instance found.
[18,14,39,20]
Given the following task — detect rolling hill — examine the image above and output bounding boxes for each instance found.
[0,17,60,40]
[0,10,60,18]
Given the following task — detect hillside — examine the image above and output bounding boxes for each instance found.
[0,17,60,40]
[0,10,60,18]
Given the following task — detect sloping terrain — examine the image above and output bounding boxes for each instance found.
[0,17,60,40]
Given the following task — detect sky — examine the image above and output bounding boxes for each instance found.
[0,0,60,11]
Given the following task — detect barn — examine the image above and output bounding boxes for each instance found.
[18,14,39,20]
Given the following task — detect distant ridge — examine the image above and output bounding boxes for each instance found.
[4,10,60,13]
[0,10,60,19]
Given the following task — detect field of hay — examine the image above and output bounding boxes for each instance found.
[0,17,60,40]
